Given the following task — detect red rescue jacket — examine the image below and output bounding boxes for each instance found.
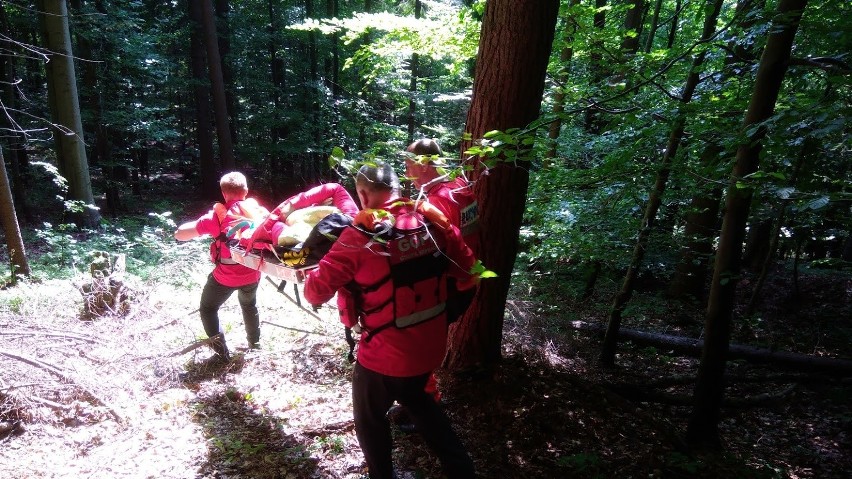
[303,198,476,377]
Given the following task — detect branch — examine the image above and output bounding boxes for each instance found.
[0,349,123,423]
[789,56,852,74]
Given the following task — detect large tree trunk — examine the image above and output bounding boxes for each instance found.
[188,0,218,200]
[200,0,235,171]
[687,0,809,448]
[600,0,725,366]
[0,149,29,282]
[444,0,559,373]
[37,0,100,227]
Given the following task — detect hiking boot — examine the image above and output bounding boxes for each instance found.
[209,334,231,362]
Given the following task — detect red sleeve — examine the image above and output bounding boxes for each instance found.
[193,209,219,237]
[303,227,363,306]
[284,183,358,216]
[438,223,476,281]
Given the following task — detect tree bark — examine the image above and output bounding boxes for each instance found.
[0,149,29,281]
[37,0,100,227]
[687,0,809,448]
[600,0,724,366]
[188,0,218,199]
[200,0,235,171]
[444,0,559,373]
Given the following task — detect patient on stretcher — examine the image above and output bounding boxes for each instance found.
[237,183,357,269]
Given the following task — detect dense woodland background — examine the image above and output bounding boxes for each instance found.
[0,0,849,477]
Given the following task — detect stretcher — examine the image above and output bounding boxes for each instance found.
[228,243,323,319]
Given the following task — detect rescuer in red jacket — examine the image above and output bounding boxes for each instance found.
[304,163,477,479]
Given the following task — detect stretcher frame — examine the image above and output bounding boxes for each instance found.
[228,245,324,320]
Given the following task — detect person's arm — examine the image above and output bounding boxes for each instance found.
[439,223,477,283]
[304,229,361,306]
[275,183,358,219]
[174,220,201,241]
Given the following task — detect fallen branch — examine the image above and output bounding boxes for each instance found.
[168,336,218,357]
[605,382,797,409]
[570,321,852,375]
[0,329,105,344]
[300,419,354,437]
[0,349,124,423]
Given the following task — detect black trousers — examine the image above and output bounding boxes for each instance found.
[198,273,260,345]
[352,362,475,479]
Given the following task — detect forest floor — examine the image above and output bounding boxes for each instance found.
[0,180,850,478]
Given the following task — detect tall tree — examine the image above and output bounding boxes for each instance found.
[600,0,725,366]
[546,0,580,160]
[667,0,766,300]
[0,149,29,282]
[406,0,422,143]
[200,0,236,171]
[687,0,809,447]
[215,0,238,145]
[36,0,100,227]
[444,0,559,372]
[189,0,218,199]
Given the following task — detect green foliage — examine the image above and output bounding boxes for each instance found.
[29,210,182,282]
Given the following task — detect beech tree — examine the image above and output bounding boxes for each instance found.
[687,0,810,447]
[444,0,559,372]
[36,0,99,227]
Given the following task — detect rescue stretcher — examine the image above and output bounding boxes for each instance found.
[228,243,323,318]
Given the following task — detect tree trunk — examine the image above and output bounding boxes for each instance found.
[406,1,422,143]
[37,0,100,227]
[0,149,29,282]
[667,0,764,300]
[573,321,852,375]
[644,0,663,52]
[268,0,287,185]
[687,0,809,448]
[188,0,218,200]
[546,1,579,160]
[584,0,608,133]
[0,5,32,225]
[215,0,238,146]
[200,0,235,171]
[621,0,645,54]
[600,0,724,366]
[667,0,681,48]
[444,0,559,373]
